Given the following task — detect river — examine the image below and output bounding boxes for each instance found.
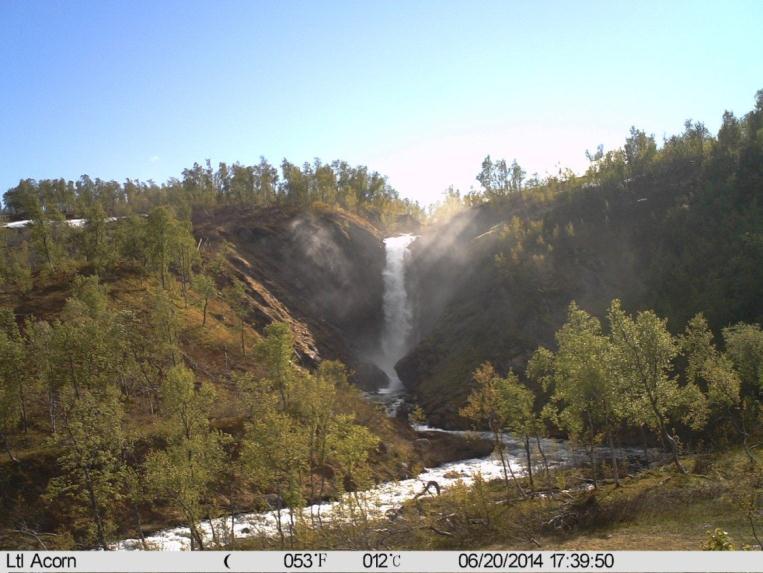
[116,430,652,550]
[116,235,653,550]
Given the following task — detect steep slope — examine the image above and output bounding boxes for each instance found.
[193,204,389,389]
[1,203,503,549]
[399,145,763,427]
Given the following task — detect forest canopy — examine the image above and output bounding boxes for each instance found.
[1,157,423,226]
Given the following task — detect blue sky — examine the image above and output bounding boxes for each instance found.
[1,0,761,205]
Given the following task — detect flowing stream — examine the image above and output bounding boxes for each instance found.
[116,235,654,550]
[117,433,652,550]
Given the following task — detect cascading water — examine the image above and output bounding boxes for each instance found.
[116,238,660,549]
[377,234,416,396]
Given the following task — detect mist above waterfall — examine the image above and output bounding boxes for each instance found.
[377,234,416,395]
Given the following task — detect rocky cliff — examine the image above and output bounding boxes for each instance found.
[193,204,389,389]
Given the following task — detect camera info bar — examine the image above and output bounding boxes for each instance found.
[2,550,761,573]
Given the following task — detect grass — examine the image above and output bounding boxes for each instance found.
[487,449,763,551]
[535,473,756,550]
[2,257,760,551]
[549,497,746,550]
[233,447,762,551]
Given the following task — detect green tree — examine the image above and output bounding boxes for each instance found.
[25,193,64,270]
[224,279,248,357]
[147,289,181,367]
[254,322,296,410]
[0,326,25,462]
[82,201,112,272]
[192,273,216,327]
[123,466,150,549]
[526,346,555,481]
[240,409,309,547]
[281,160,310,207]
[0,310,29,440]
[144,366,226,550]
[297,362,340,517]
[46,386,127,549]
[48,276,124,399]
[314,161,338,204]
[145,206,195,289]
[460,363,525,496]
[495,372,538,490]
[710,323,763,462]
[115,214,148,266]
[680,314,717,388]
[607,300,706,473]
[722,323,763,398]
[145,207,175,288]
[623,126,657,176]
[546,303,622,487]
[254,157,279,204]
[23,318,57,432]
[2,240,33,296]
[721,328,763,536]
[177,232,199,307]
[326,413,379,522]
[476,156,524,197]
[702,354,755,460]
[509,159,526,192]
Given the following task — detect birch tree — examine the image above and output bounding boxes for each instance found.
[46,387,127,549]
[144,366,226,550]
[192,273,215,327]
[0,328,24,462]
[548,303,622,487]
[460,363,524,496]
[254,322,296,410]
[240,409,309,547]
[607,299,706,473]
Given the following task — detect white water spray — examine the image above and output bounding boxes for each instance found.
[377,234,416,395]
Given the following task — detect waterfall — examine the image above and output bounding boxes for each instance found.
[377,234,416,395]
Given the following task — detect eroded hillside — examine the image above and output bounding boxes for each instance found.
[194,205,389,389]
[0,203,493,549]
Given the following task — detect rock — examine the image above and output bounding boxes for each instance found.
[261,493,286,510]
[193,205,387,384]
[414,431,492,467]
[352,361,389,392]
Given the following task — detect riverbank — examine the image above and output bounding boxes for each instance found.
[232,447,762,551]
[116,427,663,550]
[114,427,492,550]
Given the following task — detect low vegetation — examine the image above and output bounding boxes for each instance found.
[232,447,761,551]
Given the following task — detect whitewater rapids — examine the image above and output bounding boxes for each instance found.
[116,432,654,550]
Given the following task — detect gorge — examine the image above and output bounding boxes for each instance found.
[2,93,762,551]
[115,231,656,551]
